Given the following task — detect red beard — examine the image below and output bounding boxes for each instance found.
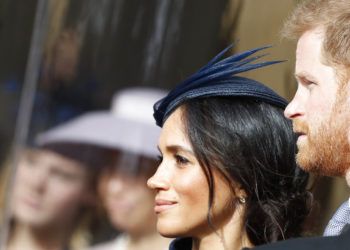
[293,88,350,177]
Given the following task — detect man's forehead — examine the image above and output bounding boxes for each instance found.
[295,28,325,75]
[296,29,323,56]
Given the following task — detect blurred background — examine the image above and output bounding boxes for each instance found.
[0,0,348,248]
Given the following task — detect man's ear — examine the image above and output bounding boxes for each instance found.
[345,169,350,187]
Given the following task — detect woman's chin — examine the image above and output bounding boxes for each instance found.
[157,223,184,238]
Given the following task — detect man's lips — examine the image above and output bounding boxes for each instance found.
[154,199,178,213]
[294,131,306,137]
[294,131,307,143]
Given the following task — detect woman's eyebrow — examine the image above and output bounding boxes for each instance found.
[165,145,195,155]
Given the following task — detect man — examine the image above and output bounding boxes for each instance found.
[248,0,350,249]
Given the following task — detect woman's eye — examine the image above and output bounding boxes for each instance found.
[52,169,79,182]
[24,154,38,167]
[157,155,163,164]
[174,154,189,166]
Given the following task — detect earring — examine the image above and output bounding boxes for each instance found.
[238,197,246,204]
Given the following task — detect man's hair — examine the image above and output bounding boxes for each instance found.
[283,0,350,72]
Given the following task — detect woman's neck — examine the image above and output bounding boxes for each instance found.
[127,230,171,250]
[191,209,253,250]
[192,232,251,250]
[7,223,70,250]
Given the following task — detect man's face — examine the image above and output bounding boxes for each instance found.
[284,27,350,176]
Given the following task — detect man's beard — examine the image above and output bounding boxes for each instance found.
[294,88,350,176]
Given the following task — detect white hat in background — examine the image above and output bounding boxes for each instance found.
[36,87,167,158]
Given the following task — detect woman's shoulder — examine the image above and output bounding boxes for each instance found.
[169,238,192,250]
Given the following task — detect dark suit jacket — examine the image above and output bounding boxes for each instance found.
[245,227,350,250]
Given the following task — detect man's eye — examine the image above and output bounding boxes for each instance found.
[307,81,316,86]
[302,78,317,87]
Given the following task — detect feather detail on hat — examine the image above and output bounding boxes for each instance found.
[153,45,287,127]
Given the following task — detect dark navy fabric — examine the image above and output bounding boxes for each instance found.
[169,238,192,250]
[153,45,287,127]
[244,225,350,250]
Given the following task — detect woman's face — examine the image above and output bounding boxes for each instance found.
[147,108,234,238]
[98,167,157,235]
[12,149,92,228]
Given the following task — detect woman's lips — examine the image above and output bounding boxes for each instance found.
[154,199,178,213]
[20,196,42,210]
[107,199,133,211]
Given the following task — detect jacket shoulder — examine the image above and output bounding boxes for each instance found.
[248,232,350,250]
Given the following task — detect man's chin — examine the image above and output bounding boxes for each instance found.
[296,150,317,172]
[297,152,346,177]
[296,157,319,174]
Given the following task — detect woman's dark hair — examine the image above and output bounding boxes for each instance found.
[181,97,312,246]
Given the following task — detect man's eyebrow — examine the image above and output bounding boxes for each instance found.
[295,71,318,82]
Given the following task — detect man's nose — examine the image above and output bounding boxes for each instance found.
[284,90,305,119]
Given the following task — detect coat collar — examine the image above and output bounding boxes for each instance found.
[169,238,192,250]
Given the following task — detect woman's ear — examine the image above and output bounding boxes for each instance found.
[235,186,247,205]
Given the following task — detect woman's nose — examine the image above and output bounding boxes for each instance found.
[28,167,49,193]
[107,176,127,195]
[147,163,169,191]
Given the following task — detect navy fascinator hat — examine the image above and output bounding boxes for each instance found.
[153,45,288,127]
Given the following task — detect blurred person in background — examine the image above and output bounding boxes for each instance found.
[36,87,171,250]
[0,141,109,250]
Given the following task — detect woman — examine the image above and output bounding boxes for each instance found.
[35,87,172,250]
[1,141,107,250]
[87,88,171,250]
[147,46,312,250]
[94,149,171,250]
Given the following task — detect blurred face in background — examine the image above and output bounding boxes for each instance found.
[98,153,158,236]
[12,149,93,229]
